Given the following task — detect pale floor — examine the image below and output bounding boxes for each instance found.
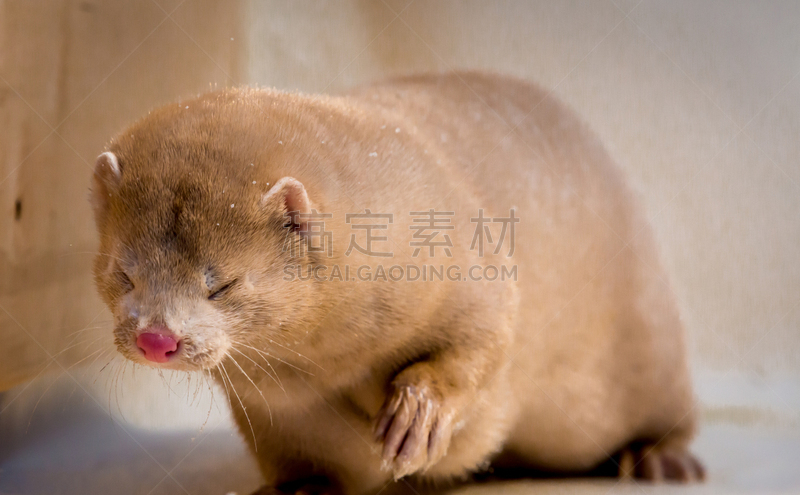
[1,373,799,495]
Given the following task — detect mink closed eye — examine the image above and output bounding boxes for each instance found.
[117,271,134,293]
[208,281,236,301]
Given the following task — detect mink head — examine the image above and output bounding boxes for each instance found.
[90,102,321,372]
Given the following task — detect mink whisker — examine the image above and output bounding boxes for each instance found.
[215,363,233,408]
[58,251,126,262]
[232,340,313,376]
[230,342,285,392]
[220,360,258,451]
[26,374,59,433]
[249,336,325,371]
[52,335,105,358]
[66,347,105,371]
[228,353,273,426]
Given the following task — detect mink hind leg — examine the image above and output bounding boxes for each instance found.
[617,231,704,483]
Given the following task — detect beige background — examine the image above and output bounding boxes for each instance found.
[1,1,798,494]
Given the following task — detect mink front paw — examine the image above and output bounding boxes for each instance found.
[373,371,455,479]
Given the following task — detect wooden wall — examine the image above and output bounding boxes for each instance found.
[0,0,245,390]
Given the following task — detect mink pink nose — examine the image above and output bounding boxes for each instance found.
[136,332,180,363]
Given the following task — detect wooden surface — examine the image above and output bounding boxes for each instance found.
[0,0,245,390]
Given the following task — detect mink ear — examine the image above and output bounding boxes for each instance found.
[261,177,314,231]
[90,152,122,219]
